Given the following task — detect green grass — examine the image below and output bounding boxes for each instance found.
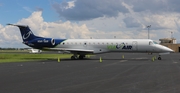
[0,53,72,63]
[0,50,28,52]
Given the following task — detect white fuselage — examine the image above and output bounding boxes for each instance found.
[54,39,173,54]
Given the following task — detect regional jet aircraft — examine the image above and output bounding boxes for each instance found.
[8,24,174,60]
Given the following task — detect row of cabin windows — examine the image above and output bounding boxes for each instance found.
[61,41,156,45]
[61,42,119,45]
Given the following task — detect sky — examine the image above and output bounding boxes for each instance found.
[1,0,180,48]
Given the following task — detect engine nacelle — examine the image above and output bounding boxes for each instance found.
[27,38,56,48]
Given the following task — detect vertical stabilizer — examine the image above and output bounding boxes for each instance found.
[7,24,37,41]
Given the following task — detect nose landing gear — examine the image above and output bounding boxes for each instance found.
[71,54,85,60]
[158,55,161,60]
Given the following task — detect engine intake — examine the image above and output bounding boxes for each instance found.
[51,39,55,45]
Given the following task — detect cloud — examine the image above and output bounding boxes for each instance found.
[124,0,167,13]
[123,17,141,28]
[124,0,180,13]
[13,11,139,40]
[52,0,129,21]
[51,0,180,21]
[0,24,23,48]
[50,0,180,39]
[0,11,152,48]
[0,11,93,47]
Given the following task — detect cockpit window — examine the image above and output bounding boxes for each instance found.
[149,41,158,45]
[153,41,158,44]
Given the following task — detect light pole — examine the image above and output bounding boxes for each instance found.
[170,31,173,38]
[147,25,151,39]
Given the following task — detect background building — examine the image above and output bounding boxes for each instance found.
[159,38,180,52]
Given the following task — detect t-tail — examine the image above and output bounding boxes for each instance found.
[7,24,63,49]
[7,24,41,42]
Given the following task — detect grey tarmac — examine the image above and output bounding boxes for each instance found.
[0,53,180,93]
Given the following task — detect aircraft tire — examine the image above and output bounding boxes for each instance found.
[71,56,76,60]
[79,55,85,59]
[158,57,161,60]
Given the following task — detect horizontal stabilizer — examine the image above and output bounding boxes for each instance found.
[7,24,28,27]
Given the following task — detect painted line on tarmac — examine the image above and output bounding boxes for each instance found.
[171,59,179,64]
[172,60,178,64]
[119,60,127,63]
[131,57,148,60]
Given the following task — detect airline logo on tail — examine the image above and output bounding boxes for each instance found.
[23,31,33,40]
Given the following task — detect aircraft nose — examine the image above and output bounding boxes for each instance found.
[163,47,174,52]
[169,48,174,52]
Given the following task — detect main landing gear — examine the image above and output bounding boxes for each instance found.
[71,55,78,60]
[71,55,85,60]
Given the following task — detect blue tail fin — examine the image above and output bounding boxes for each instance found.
[8,24,66,49]
[7,24,39,42]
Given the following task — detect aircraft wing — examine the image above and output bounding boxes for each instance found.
[43,48,94,54]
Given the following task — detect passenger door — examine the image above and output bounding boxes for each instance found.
[132,41,138,51]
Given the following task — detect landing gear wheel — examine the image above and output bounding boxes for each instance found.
[71,56,75,60]
[71,56,78,60]
[79,55,85,59]
[158,57,161,60]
